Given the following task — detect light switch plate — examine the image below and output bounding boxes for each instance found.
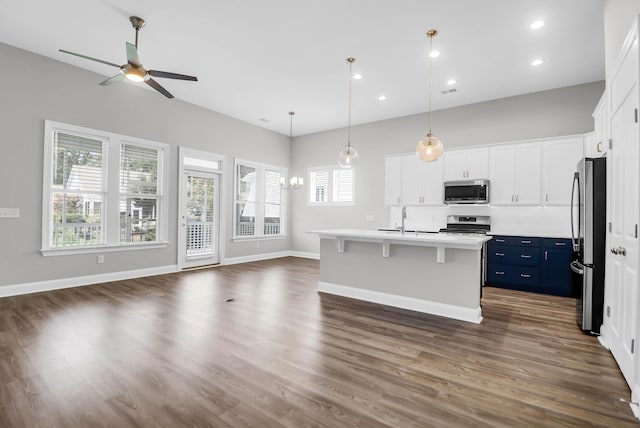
[0,208,19,218]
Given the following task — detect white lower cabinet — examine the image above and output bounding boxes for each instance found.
[542,137,584,206]
[489,142,541,205]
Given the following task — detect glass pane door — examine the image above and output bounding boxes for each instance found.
[182,171,219,267]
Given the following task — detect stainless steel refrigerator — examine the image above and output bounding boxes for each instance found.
[570,157,606,334]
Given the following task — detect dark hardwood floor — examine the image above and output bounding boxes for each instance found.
[0,257,636,427]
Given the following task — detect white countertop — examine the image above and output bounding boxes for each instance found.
[309,228,492,248]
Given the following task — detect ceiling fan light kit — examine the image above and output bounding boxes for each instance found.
[416,29,445,162]
[59,16,198,99]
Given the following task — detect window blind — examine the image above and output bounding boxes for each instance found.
[333,169,353,202]
[120,144,159,195]
[264,170,281,235]
[310,170,329,203]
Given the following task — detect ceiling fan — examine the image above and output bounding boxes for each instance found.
[59,16,198,99]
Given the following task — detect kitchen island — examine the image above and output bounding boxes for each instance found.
[310,229,492,323]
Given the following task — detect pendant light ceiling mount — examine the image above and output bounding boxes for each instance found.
[337,57,360,168]
[416,29,444,162]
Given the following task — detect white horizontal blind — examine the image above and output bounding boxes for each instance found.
[120,144,159,195]
[119,144,160,243]
[333,169,353,202]
[236,163,257,236]
[310,170,329,203]
[264,169,282,235]
[50,132,105,247]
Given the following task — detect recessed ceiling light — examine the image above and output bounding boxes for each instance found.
[530,20,545,30]
[429,50,440,58]
[378,95,387,101]
[531,58,544,66]
[447,79,456,86]
[353,73,363,80]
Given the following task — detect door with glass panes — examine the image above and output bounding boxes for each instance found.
[181,171,220,268]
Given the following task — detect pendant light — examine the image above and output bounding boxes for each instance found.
[416,30,444,162]
[280,111,303,189]
[338,57,360,168]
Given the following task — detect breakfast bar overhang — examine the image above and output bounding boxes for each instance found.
[311,229,493,323]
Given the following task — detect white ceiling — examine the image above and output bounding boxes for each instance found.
[0,0,604,136]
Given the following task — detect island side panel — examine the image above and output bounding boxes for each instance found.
[319,238,481,309]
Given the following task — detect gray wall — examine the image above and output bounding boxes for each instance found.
[290,81,605,254]
[0,42,290,287]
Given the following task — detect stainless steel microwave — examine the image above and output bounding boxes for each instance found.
[443,179,490,204]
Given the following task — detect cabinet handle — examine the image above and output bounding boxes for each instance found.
[521,240,531,244]
[397,197,400,204]
[554,242,566,246]
[495,239,506,243]
[495,252,505,256]
[545,250,548,260]
[511,195,515,203]
[520,254,531,259]
[597,141,602,153]
[516,194,519,203]
[495,271,505,275]
[520,274,531,278]
[546,194,549,203]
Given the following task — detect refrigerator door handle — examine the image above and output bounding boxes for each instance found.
[570,260,584,275]
[570,172,581,252]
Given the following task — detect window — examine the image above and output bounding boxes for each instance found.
[234,159,287,239]
[308,166,355,206]
[42,121,168,254]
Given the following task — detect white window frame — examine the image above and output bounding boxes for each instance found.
[233,158,287,241]
[42,120,169,256]
[308,165,356,206]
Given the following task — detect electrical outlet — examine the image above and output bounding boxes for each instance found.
[365,215,375,222]
[0,208,20,218]
[97,255,104,264]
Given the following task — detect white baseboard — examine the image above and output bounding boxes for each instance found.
[631,385,640,419]
[0,265,178,298]
[289,251,320,260]
[318,281,483,324]
[221,251,291,266]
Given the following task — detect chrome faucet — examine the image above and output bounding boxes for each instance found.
[401,206,407,234]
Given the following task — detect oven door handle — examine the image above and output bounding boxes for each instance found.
[570,260,584,275]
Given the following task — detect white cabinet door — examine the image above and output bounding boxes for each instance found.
[402,155,444,205]
[443,151,467,181]
[466,148,489,179]
[402,155,422,205]
[514,143,541,205]
[488,145,516,205]
[588,92,608,158]
[543,138,583,206]
[422,157,444,205]
[443,148,489,181]
[385,156,403,206]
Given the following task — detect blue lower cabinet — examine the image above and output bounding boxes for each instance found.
[486,236,573,297]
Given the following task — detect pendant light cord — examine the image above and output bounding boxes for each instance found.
[347,57,354,152]
[428,33,433,135]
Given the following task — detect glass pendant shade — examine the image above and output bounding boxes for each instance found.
[416,134,444,162]
[337,144,359,168]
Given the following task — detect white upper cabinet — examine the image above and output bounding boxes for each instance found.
[542,137,584,206]
[585,91,608,158]
[385,154,444,206]
[443,148,489,181]
[385,155,404,206]
[403,155,443,205]
[489,142,541,205]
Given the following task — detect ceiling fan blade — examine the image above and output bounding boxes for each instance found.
[59,49,121,68]
[126,42,141,66]
[146,78,174,99]
[148,70,198,81]
[99,73,126,86]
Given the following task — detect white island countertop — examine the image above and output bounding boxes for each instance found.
[309,229,492,262]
